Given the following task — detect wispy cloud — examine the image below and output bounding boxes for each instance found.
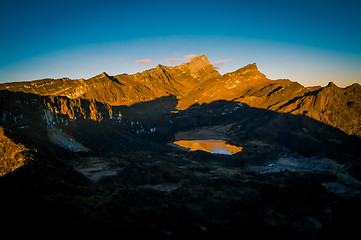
[211,59,232,67]
[167,57,181,63]
[136,59,152,65]
[185,54,197,61]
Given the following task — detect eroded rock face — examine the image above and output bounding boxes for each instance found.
[0,90,121,128]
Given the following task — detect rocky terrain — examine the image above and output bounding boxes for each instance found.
[1,55,361,239]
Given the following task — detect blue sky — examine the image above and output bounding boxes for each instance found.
[0,0,360,87]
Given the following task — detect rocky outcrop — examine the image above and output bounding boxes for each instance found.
[0,127,32,176]
[0,90,122,128]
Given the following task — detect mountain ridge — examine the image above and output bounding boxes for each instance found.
[0,55,360,136]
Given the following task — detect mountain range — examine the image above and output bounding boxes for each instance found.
[1,55,360,136]
[1,55,361,239]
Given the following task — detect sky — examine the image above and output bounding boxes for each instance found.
[0,0,360,87]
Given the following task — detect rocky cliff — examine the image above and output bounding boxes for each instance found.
[0,90,121,128]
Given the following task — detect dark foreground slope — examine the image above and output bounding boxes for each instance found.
[1,94,361,239]
[3,150,358,240]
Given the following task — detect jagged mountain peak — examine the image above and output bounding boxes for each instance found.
[235,63,259,74]
[100,72,109,77]
[182,55,213,72]
[155,64,169,71]
[89,71,122,84]
[187,54,211,65]
[190,54,210,64]
[93,72,110,79]
[87,72,109,82]
[222,63,266,86]
[326,81,338,88]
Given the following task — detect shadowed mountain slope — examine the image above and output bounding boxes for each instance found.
[1,97,361,239]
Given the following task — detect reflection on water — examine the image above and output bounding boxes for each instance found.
[173,139,243,155]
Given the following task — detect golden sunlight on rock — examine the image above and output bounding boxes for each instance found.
[173,139,243,155]
[0,128,32,176]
